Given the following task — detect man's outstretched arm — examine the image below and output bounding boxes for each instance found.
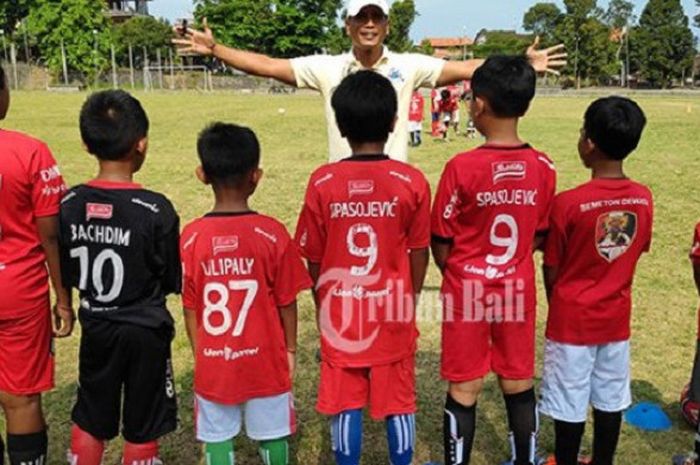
[436,37,567,87]
[173,18,297,86]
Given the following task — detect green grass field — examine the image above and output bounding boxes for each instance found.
[4,90,700,464]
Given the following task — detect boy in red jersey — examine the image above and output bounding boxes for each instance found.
[181,123,311,465]
[408,90,424,147]
[0,63,74,465]
[540,97,652,465]
[295,70,431,465]
[674,223,700,465]
[432,56,556,465]
[431,88,442,137]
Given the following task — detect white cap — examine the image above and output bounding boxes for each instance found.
[347,0,390,17]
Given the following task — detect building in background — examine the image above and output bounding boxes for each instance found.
[423,37,473,60]
[473,29,532,46]
[106,0,152,23]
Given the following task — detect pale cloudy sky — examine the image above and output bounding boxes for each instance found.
[149,0,699,41]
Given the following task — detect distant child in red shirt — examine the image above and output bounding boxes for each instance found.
[431,88,442,137]
[181,123,312,465]
[0,63,74,465]
[295,70,431,465]
[439,84,460,136]
[540,97,653,465]
[408,90,424,147]
[672,225,700,465]
[432,56,556,465]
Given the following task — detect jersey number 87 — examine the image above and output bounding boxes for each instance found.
[203,280,259,337]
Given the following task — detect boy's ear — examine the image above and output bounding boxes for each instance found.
[581,136,596,156]
[473,96,486,118]
[136,137,148,157]
[251,168,263,186]
[195,165,210,185]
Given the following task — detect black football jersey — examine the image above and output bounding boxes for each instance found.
[59,181,181,328]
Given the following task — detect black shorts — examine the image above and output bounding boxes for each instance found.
[691,340,700,402]
[72,320,177,443]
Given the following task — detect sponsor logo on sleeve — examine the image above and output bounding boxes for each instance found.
[348,180,375,197]
[492,161,527,184]
[86,203,113,221]
[212,236,239,255]
[596,211,637,262]
[40,165,62,182]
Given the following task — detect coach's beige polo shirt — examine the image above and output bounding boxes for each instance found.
[291,47,445,162]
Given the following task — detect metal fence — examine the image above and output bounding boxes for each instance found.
[0,40,297,93]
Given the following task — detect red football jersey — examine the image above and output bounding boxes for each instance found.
[689,222,700,339]
[295,155,431,367]
[440,86,459,113]
[432,144,556,320]
[0,130,67,317]
[543,179,654,345]
[181,212,312,405]
[409,92,425,122]
[691,222,700,265]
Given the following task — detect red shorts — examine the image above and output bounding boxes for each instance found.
[0,304,54,395]
[317,356,416,420]
[441,310,536,382]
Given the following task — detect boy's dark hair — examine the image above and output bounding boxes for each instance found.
[332,70,397,144]
[197,122,260,188]
[471,55,536,118]
[0,63,5,90]
[584,96,646,161]
[80,90,149,160]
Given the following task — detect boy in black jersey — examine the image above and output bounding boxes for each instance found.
[59,90,180,465]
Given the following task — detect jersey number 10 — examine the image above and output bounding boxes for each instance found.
[70,247,124,303]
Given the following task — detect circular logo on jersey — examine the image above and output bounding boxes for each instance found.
[316,267,382,354]
[595,211,637,262]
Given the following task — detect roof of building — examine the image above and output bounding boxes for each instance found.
[425,37,473,48]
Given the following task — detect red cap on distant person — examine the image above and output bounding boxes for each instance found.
[347,0,390,17]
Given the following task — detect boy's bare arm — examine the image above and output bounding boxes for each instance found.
[543,265,559,302]
[431,240,452,275]
[694,263,700,296]
[409,248,430,298]
[279,302,298,379]
[308,261,321,330]
[183,308,197,357]
[36,215,74,338]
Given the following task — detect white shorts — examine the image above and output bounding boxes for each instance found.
[196,392,296,442]
[539,339,632,423]
[451,110,460,123]
[407,121,422,132]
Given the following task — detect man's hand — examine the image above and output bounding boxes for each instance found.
[53,304,75,338]
[172,18,217,56]
[526,36,567,75]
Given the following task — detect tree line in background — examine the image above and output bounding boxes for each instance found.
[522,0,697,87]
[0,0,697,88]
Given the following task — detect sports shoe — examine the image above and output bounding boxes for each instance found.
[673,452,699,465]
